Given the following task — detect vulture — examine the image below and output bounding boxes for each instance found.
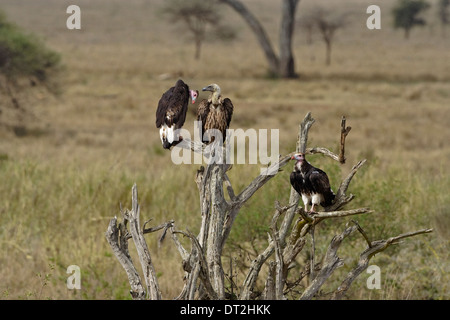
[290,153,335,213]
[156,79,198,149]
[197,83,233,144]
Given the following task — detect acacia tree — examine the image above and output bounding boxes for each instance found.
[392,0,430,39]
[217,0,300,78]
[105,112,432,300]
[299,6,348,66]
[161,0,235,60]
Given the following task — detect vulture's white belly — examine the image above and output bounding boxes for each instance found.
[160,124,175,144]
[301,193,324,207]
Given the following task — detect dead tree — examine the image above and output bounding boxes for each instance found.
[105,112,432,300]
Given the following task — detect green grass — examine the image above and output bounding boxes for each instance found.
[1,135,448,299]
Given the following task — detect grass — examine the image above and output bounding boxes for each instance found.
[0,0,449,299]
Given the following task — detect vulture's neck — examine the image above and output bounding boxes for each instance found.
[296,160,312,174]
[211,91,221,106]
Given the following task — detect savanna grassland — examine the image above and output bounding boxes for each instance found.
[0,0,448,300]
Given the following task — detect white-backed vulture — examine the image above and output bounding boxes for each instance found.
[197,83,233,144]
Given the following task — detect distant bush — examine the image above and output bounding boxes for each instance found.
[0,10,60,83]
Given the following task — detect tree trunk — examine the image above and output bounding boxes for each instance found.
[404,27,410,39]
[325,39,331,66]
[220,0,279,75]
[195,37,202,60]
[220,0,300,78]
[279,0,299,78]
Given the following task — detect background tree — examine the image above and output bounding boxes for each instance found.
[438,0,450,36]
[296,12,315,45]
[160,0,236,60]
[218,0,300,78]
[392,0,431,39]
[299,6,348,66]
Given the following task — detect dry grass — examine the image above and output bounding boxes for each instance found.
[0,0,448,299]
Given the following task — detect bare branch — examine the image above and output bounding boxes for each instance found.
[240,241,275,300]
[173,229,219,300]
[126,184,162,300]
[326,159,367,212]
[309,225,316,280]
[339,116,352,163]
[313,207,373,219]
[270,203,287,300]
[351,220,372,248]
[298,112,315,153]
[384,228,433,246]
[223,173,236,201]
[300,225,357,300]
[307,146,339,161]
[331,228,433,300]
[105,217,146,300]
[261,262,276,300]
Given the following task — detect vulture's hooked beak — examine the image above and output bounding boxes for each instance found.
[202,85,214,92]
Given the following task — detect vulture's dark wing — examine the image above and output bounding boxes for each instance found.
[167,80,190,129]
[309,169,335,206]
[290,171,304,195]
[309,169,331,193]
[197,99,210,143]
[156,80,190,129]
[155,87,174,128]
[222,98,234,128]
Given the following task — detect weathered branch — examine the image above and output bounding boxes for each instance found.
[351,220,372,248]
[327,159,367,212]
[221,153,293,250]
[331,228,433,300]
[261,262,276,300]
[207,166,227,299]
[105,217,146,300]
[313,207,373,219]
[298,112,315,153]
[173,229,219,300]
[125,184,162,300]
[339,116,352,163]
[300,225,357,300]
[307,146,340,162]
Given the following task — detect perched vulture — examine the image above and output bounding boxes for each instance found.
[290,153,335,213]
[156,79,198,149]
[197,83,233,144]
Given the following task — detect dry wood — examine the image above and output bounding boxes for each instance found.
[105,217,146,300]
[124,184,162,300]
[331,228,433,300]
[106,112,432,301]
[300,225,356,300]
[339,116,352,163]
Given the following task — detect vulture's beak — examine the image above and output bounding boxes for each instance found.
[202,85,213,92]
